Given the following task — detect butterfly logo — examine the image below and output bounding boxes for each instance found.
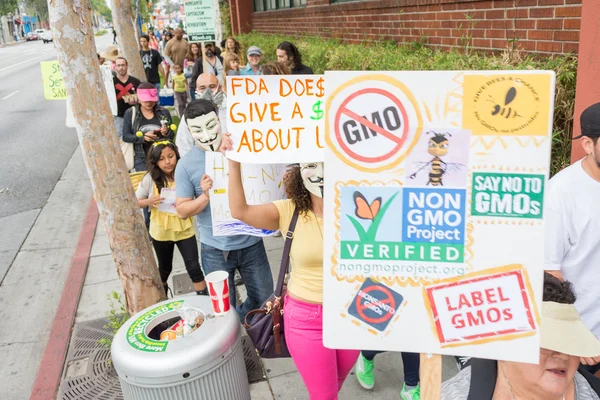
[353,192,381,221]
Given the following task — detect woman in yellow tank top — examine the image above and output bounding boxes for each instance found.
[220,134,359,400]
[135,141,207,297]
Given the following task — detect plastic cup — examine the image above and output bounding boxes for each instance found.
[205,271,231,315]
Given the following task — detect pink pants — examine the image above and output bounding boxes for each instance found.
[284,295,360,400]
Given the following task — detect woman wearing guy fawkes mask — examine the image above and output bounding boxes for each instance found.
[175,100,274,323]
[220,134,360,398]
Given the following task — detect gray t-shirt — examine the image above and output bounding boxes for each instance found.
[442,367,600,400]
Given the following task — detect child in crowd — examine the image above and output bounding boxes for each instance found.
[224,53,241,76]
[171,64,188,117]
[136,141,207,297]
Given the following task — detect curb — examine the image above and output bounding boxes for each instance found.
[29,199,99,400]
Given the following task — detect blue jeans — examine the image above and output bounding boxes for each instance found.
[201,240,273,322]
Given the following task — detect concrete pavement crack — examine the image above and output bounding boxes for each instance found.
[0,340,40,346]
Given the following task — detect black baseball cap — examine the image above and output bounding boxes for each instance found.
[573,102,600,139]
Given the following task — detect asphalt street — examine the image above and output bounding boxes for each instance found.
[0,33,112,279]
[0,34,111,218]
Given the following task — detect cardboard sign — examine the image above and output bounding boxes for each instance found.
[41,61,66,100]
[323,71,555,363]
[226,75,325,164]
[205,152,285,236]
[184,0,216,42]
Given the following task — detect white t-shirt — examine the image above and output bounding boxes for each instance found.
[545,159,600,338]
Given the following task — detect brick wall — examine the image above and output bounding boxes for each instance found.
[250,0,582,54]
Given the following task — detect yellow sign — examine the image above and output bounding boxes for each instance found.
[41,61,67,100]
[462,73,553,136]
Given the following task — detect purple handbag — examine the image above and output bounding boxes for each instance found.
[243,208,300,358]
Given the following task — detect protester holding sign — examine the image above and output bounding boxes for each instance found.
[176,73,227,158]
[545,102,600,374]
[441,273,600,400]
[276,41,314,75]
[175,100,273,322]
[135,141,207,297]
[220,133,359,398]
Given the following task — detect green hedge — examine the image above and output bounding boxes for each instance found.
[237,32,577,176]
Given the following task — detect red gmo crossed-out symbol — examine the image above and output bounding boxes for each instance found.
[356,285,397,325]
[334,88,410,164]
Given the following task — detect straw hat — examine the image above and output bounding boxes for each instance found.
[541,302,600,357]
[100,45,120,62]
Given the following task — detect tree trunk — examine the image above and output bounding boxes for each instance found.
[110,0,145,81]
[48,0,166,314]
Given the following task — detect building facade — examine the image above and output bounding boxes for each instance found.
[229,0,582,54]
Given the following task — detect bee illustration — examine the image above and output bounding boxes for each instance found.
[409,131,465,186]
[488,87,520,118]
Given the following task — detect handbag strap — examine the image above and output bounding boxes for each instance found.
[274,208,300,297]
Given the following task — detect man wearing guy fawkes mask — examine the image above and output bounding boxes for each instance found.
[175,99,274,323]
[176,73,227,157]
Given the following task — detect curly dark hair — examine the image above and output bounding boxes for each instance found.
[543,272,576,304]
[277,41,302,67]
[284,166,313,215]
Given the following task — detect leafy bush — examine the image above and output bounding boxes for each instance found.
[237,32,577,176]
[95,29,107,36]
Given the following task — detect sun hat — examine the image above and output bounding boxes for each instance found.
[247,46,262,56]
[137,88,159,102]
[573,102,600,139]
[100,45,120,62]
[541,302,600,357]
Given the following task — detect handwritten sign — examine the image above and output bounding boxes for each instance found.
[184,0,215,42]
[226,75,325,164]
[323,70,555,364]
[205,152,285,236]
[41,61,66,100]
[157,188,177,215]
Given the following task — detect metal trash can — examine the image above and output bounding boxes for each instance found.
[111,295,250,400]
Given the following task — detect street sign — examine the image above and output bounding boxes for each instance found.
[184,0,216,42]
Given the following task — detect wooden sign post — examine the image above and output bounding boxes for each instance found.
[420,354,442,400]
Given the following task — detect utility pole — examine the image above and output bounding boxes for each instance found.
[48,0,165,314]
[110,0,145,80]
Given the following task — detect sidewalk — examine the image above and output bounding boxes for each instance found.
[58,152,459,398]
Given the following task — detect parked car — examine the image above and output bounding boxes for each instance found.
[42,30,53,44]
[26,32,39,41]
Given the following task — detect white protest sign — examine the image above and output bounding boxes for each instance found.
[226,75,325,164]
[323,70,555,363]
[184,0,216,42]
[157,188,177,215]
[205,152,285,236]
[67,65,118,127]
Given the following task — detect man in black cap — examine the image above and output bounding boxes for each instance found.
[545,102,600,373]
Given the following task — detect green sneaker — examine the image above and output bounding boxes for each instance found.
[355,353,375,389]
[400,383,421,400]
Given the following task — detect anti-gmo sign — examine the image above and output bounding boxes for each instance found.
[348,278,404,332]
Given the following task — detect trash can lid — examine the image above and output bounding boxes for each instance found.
[111,295,240,378]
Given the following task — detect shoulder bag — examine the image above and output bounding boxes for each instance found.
[243,208,300,358]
